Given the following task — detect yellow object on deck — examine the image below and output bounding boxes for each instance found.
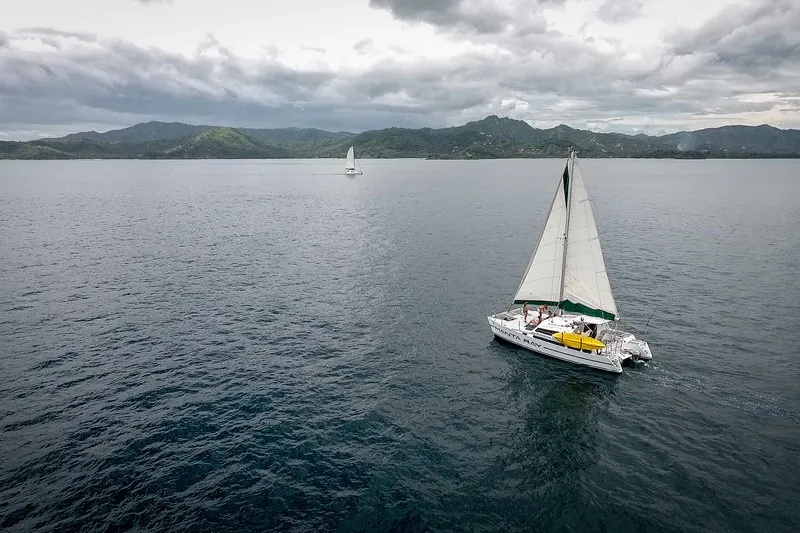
[552,332,606,351]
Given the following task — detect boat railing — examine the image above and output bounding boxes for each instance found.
[600,337,625,358]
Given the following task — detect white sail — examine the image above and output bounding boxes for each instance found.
[513,164,569,305]
[345,146,355,170]
[488,149,653,373]
[562,159,618,319]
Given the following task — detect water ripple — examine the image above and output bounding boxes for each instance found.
[1,159,798,532]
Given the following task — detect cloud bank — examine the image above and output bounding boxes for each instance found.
[1,0,798,140]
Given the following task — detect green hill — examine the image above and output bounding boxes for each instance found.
[1,128,293,159]
[50,121,215,143]
[0,142,73,159]
[4,115,799,159]
[241,127,352,144]
[307,116,710,159]
[658,124,800,155]
[46,121,354,146]
[156,128,292,159]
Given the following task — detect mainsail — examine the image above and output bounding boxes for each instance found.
[513,164,569,306]
[345,146,356,170]
[514,152,618,320]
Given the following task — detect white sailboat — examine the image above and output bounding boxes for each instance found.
[344,146,363,175]
[487,150,653,373]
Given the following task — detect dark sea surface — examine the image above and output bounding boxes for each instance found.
[1,158,798,532]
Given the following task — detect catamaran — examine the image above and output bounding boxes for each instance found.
[344,146,363,175]
[487,150,653,373]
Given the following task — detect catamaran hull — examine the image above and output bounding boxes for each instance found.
[488,317,623,374]
[344,170,362,175]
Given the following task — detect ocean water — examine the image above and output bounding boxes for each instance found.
[1,158,798,532]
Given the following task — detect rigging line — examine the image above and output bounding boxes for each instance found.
[643,309,657,333]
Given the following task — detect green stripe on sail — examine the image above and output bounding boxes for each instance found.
[558,300,616,320]
[513,299,616,320]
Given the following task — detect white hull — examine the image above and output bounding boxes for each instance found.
[487,311,653,374]
[489,316,621,373]
[344,169,362,175]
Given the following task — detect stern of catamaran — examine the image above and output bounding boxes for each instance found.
[596,327,653,362]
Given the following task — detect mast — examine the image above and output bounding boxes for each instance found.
[557,149,574,308]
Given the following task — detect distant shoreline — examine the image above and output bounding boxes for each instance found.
[3,115,799,160]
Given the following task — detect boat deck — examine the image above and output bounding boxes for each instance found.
[497,310,602,333]
[490,309,646,361]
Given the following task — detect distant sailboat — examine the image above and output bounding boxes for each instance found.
[344,146,363,175]
[487,149,653,373]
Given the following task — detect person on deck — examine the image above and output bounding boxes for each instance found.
[523,302,529,323]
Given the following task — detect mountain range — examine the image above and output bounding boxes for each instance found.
[2,115,799,160]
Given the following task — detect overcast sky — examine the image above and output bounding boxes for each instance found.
[1,0,798,140]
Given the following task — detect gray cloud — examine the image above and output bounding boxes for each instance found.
[365,0,800,126]
[596,0,644,24]
[353,38,374,54]
[368,0,547,35]
[16,27,98,42]
[653,0,800,119]
[2,0,799,140]
[0,28,475,137]
[669,0,800,73]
